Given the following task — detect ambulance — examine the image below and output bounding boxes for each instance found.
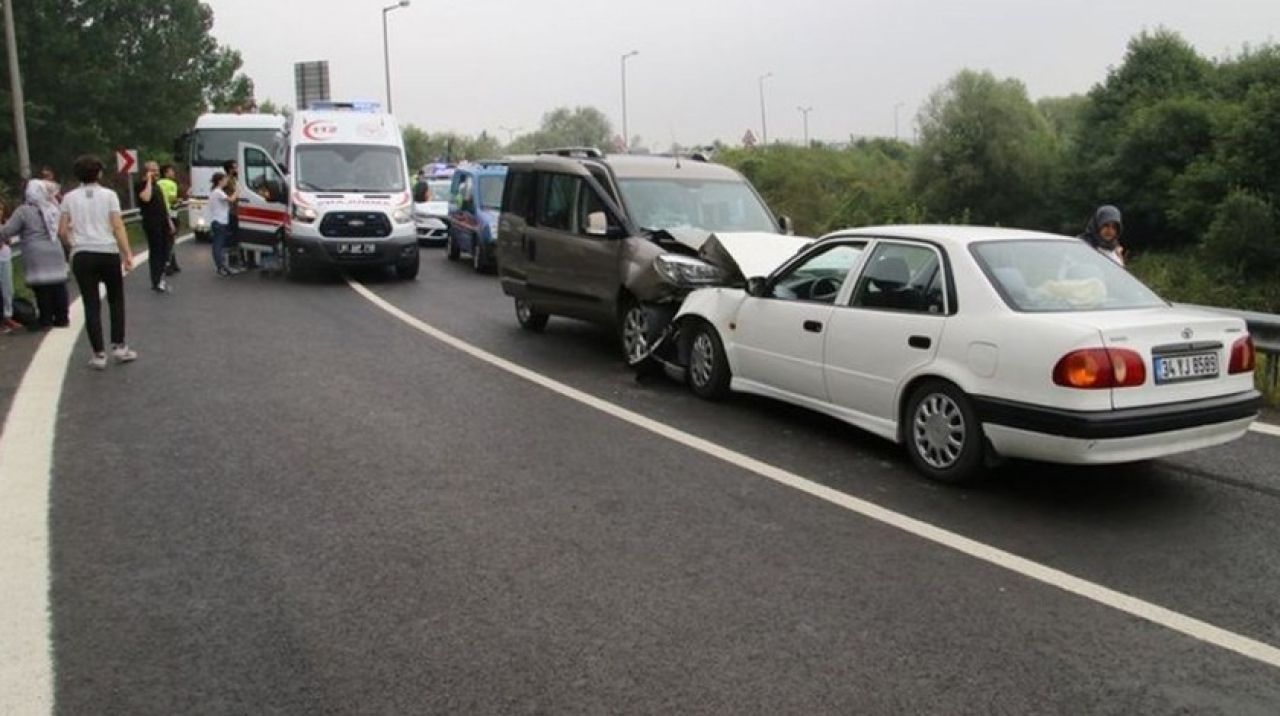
[178,112,288,241]
[234,100,419,280]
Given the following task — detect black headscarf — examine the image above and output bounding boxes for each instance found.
[1081,205,1123,251]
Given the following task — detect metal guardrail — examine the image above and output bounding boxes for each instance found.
[1179,303,1280,389]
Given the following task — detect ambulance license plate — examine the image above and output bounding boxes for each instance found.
[1154,352,1218,384]
[337,243,376,255]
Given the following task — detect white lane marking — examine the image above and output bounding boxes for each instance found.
[349,278,1280,672]
[1250,421,1280,438]
[0,236,192,713]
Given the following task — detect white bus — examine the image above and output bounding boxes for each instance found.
[177,113,287,240]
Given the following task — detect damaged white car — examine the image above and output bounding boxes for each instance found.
[663,226,1261,484]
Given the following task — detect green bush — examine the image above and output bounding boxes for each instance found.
[1200,190,1280,278]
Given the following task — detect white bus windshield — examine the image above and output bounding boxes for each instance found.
[192,129,284,167]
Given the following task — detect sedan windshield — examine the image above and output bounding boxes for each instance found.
[971,239,1166,312]
[295,145,406,193]
[618,178,777,234]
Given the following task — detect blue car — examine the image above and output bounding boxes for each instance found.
[446,163,507,273]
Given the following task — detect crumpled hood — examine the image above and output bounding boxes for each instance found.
[699,232,813,281]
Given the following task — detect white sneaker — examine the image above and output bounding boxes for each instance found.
[88,352,107,370]
[111,344,138,363]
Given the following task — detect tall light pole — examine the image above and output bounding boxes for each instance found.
[758,72,772,146]
[3,0,30,179]
[797,106,813,146]
[894,102,904,142]
[620,50,639,152]
[381,0,410,114]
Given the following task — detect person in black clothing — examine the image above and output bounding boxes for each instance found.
[136,161,175,293]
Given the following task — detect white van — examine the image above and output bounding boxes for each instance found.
[179,112,288,241]
[235,100,419,279]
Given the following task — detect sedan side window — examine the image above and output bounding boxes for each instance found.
[536,173,580,232]
[852,243,947,313]
[770,244,865,304]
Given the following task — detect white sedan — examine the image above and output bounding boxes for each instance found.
[670,226,1261,483]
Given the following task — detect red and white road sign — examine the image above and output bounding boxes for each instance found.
[115,148,138,174]
[742,129,757,148]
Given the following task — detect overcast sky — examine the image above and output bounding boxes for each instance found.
[204,0,1279,147]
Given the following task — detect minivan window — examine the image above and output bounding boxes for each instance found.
[537,174,580,232]
[617,178,776,234]
[295,144,406,193]
[504,170,535,220]
[478,175,505,211]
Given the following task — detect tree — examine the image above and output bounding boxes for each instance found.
[910,70,1059,227]
[506,106,613,153]
[1201,191,1279,278]
[0,0,255,188]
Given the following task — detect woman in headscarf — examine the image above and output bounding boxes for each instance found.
[1080,205,1126,266]
[0,177,71,329]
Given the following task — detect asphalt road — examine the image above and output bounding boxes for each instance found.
[13,241,1280,713]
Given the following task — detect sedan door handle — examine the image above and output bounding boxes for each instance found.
[803,320,823,333]
[908,335,932,349]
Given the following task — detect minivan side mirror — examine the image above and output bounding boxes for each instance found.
[585,210,609,237]
[745,276,770,297]
[778,215,794,236]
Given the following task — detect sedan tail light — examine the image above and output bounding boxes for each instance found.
[1053,348,1147,389]
[1229,335,1256,375]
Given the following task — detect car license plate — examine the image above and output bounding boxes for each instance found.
[1154,352,1219,384]
[337,243,376,255]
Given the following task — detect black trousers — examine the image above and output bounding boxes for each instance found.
[72,252,125,353]
[143,221,170,288]
[32,283,69,326]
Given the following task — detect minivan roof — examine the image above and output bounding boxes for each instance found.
[508,153,745,182]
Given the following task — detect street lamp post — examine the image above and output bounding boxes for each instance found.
[3,0,30,179]
[758,72,772,146]
[620,50,639,153]
[797,106,813,146]
[381,0,410,114]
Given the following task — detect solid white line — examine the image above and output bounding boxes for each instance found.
[349,278,1280,672]
[1249,421,1280,438]
[0,235,190,713]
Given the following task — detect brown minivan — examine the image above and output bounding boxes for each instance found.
[496,148,797,365]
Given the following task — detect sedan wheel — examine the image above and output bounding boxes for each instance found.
[905,380,984,484]
[514,298,548,332]
[687,322,730,399]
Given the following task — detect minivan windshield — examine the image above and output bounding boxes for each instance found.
[295,144,407,193]
[617,178,777,234]
[970,239,1166,312]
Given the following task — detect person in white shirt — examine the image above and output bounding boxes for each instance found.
[58,155,137,370]
[208,171,239,276]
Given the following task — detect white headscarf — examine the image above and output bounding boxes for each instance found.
[25,179,61,242]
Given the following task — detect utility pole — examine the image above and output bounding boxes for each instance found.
[758,72,772,146]
[381,0,410,113]
[797,106,813,146]
[3,0,30,179]
[620,50,638,152]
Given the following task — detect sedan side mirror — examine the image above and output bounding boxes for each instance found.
[778,215,794,236]
[585,210,609,237]
[745,276,769,297]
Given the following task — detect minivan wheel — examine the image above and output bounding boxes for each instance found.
[446,233,460,261]
[687,321,731,400]
[396,251,420,280]
[515,298,548,331]
[471,239,486,273]
[904,380,985,485]
[620,299,657,366]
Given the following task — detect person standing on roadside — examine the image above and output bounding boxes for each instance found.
[0,199,17,334]
[157,164,182,275]
[136,161,174,293]
[59,155,137,369]
[208,172,239,276]
[0,178,70,329]
[222,159,245,267]
[1080,205,1126,266]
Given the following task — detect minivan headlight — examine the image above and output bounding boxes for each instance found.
[653,254,727,287]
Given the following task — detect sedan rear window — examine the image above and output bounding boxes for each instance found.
[970,240,1165,312]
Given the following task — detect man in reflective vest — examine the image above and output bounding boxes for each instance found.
[157,165,182,274]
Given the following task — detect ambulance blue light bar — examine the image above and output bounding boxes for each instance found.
[307,100,382,113]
